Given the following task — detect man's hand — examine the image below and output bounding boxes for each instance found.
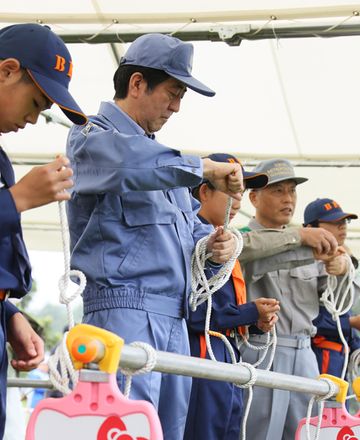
[254,297,280,322]
[207,227,236,264]
[7,312,44,371]
[299,227,338,255]
[325,254,349,276]
[202,158,244,201]
[257,314,279,333]
[9,156,73,213]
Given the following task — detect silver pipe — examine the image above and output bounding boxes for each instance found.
[8,345,339,398]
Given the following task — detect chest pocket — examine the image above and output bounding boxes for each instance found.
[289,264,319,280]
[118,191,176,277]
[122,191,176,226]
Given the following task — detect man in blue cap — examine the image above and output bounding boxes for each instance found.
[304,198,360,378]
[66,34,243,439]
[0,22,86,437]
[185,153,280,440]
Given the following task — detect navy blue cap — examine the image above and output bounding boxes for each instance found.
[204,153,268,189]
[120,33,215,97]
[304,198,358,225]
[0,23,87,125]
[252,159,308,186]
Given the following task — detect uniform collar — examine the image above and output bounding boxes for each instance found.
[98,101,155,139]
[249,217,287,230]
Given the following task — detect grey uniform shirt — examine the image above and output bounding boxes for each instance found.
[240,227,302,264]
[241,218,327,336]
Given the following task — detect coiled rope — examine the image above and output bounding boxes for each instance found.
[320,253,356,379]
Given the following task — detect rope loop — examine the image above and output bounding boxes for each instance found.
[120,342,157,397]
[305,377,337,440]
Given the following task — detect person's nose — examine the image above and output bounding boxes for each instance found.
[168,96,181,113]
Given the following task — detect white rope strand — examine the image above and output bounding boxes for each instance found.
[47,201,87,394]
[320,254,356,379]
[119,342,157,397]
[305,378,337,440]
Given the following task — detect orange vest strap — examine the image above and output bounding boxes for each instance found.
[312,335,343,353]
[231,260,247,335]
[321,349,330,374]
[199,334,207,359]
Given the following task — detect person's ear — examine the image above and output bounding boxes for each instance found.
[249,189,258,208]
[128,72,146,98]
[0,58,22,83]
[198,183,210,204]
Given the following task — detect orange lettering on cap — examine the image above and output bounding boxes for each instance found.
[67,61,73,79]
[332,201,339,208]
[324,203,332,211]
[54,55,66,72]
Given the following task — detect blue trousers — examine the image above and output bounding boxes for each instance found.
[184,335,243,440]
[83,308,192,440]
[0,303,7,439]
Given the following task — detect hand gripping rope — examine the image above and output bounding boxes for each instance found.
[320,253,356,380]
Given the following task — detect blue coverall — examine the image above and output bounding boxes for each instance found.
[184,217,259,440]
[312,306,360,377]
[0,146,32,438]
[66,101,213,440]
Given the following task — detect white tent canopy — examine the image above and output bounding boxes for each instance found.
[2,0,360,253]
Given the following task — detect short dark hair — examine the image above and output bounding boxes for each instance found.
[113,64,171,99]
[191,181,216,201]
[303,220,319,228]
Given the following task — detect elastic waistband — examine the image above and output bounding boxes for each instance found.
[249,333,311,349]
[83,288,184,318]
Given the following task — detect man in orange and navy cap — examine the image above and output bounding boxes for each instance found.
[304,198,360,378]
[185,153,280,440]
[0,23,86,436]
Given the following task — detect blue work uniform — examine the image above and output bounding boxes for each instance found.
[184,217,259,440]
[66,101,213,440]
[0,146,32,438]
[312,306,360,377]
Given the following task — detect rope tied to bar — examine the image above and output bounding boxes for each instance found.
[120,342,157,397]
[305,377,337,440]
[234,362,257,440]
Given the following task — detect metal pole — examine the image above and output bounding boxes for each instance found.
[8,344,339,398]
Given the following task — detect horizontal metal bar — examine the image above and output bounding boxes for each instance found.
[1,6,359,24]
[48,24,360,45]
[8,344,339,398]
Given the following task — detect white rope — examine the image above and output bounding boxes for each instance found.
[305,378,337,440]
[190,197,278,440]
[235,362,257,440]
[320,254,356,379]
[348,347,360,384]
[189,198,243,313]
[119,342,157,398]
[47,201,87,394]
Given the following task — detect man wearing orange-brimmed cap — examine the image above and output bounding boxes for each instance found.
[304,198,360,379]
[185,153,280,440]
[0,22,86,437]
